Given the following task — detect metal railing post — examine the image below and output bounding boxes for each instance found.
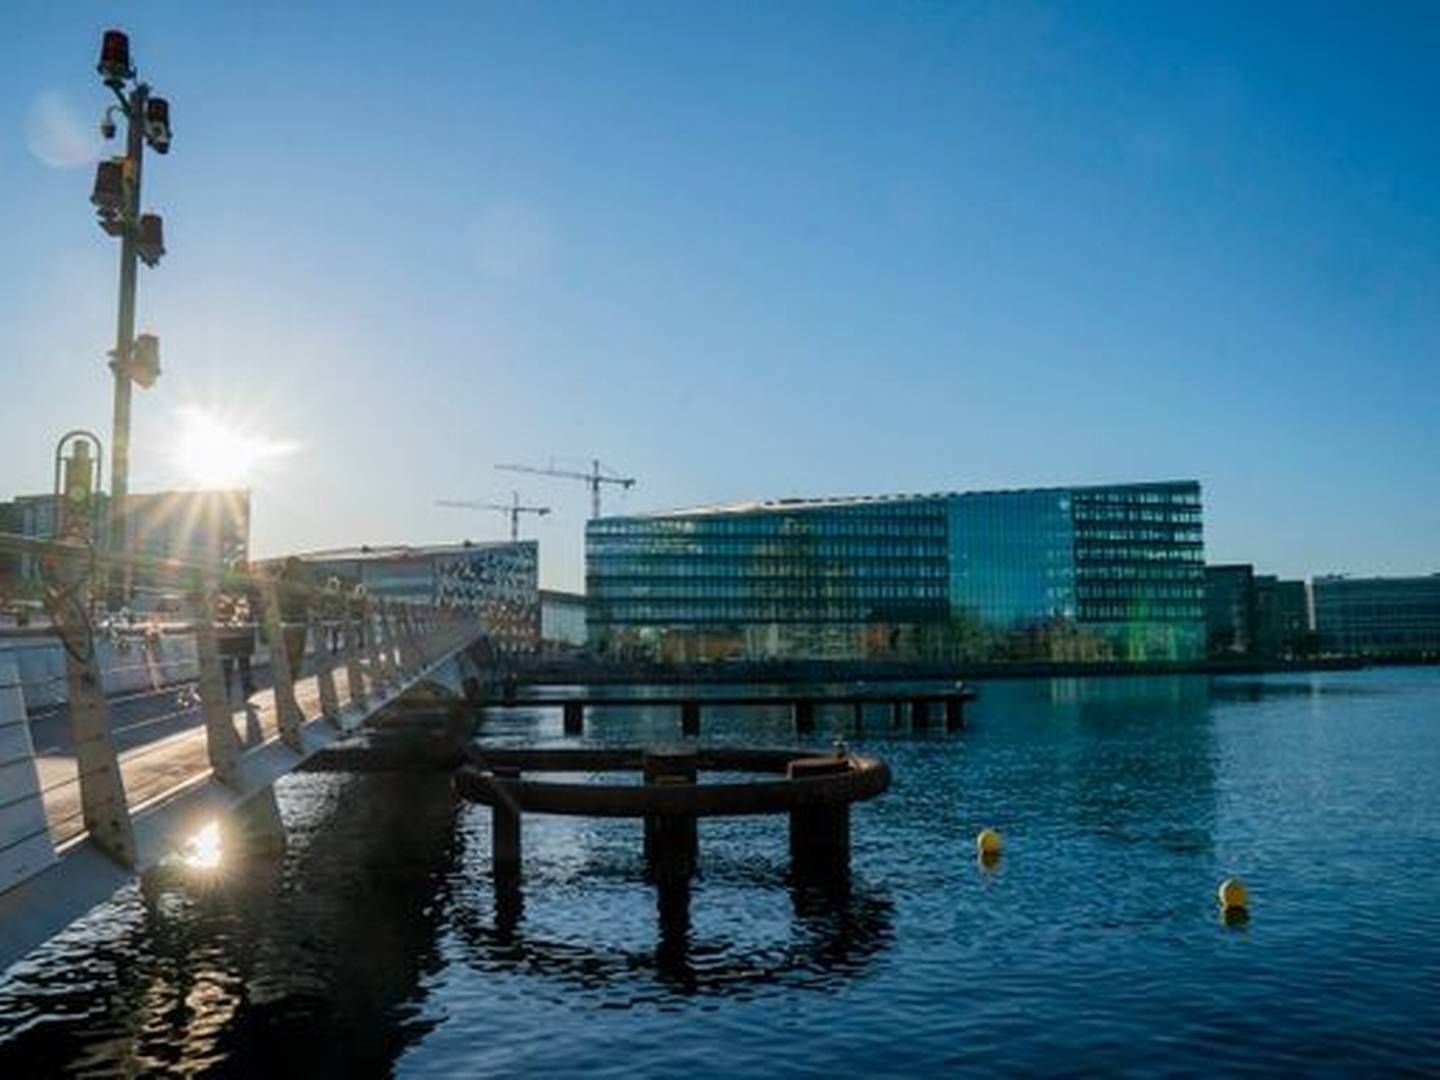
[258,574,305,752]
[191,586,242,786]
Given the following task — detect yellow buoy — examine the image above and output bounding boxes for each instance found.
[1217,877,1249,911]
[976,828,1003,857]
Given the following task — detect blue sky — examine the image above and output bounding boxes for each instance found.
[1,2,1436,591]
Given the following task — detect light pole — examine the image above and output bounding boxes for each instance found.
[91,29,171,603]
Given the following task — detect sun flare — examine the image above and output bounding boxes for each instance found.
[172,406,299,489]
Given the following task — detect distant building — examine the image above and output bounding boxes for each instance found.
[296,540,539,652]
[540,590,587,650]
[587,481,1206,663]
[0,489,249,587]
[1254,576,1311,659]
[1205,565,1311,660]
[1205,564,1256,656]
[1313,575,1440,658]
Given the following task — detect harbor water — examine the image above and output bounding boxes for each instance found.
[2,667,1439,1074]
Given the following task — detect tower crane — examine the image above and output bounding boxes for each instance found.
[436,491,551,541]
[495,459,636,519]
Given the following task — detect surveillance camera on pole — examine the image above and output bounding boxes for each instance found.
[90,28,175,605]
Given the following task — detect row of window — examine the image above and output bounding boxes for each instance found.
[1077,564,1205,582]
[1079,602,1205,621]
[1074,546,1203,563]
[590,559,949,579]
[588,540,949,558]
[589,516,946,539]
[1073,528,1204,543]
[1072,489,1201,507]
[587,587,944,604]
[1072,508,1203,525]
[1076,584,1205,601]
[592,603,948,623]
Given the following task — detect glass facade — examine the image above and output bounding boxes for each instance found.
[1313,575,1440,657]
[587,482,1205,662]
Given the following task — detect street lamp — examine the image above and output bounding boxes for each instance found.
[90,28,173,605]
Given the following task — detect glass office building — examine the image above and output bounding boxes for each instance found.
[587,481,1205,662]
[1313,575,1440,658]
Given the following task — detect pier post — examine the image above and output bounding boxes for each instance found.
[909,698,930,731]
[643,748,698,878]
[852,700,864,733]
[680,700,701,737]
[793,699,815,735]
[787,756,851,876]
[944,694,965,732]
[491,766,522,873]
[891,700,904,728]
[191,587,242,786]
[563,700,584,736]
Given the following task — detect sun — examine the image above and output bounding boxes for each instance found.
[171,406,298,489]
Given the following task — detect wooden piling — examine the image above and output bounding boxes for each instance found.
[793,699,815,735]
[643,748,698,876]
[910,698,930,731]
[680,700,701,737]
[944,694,965,731]
[563,700,584,736]
[492,766,522,872]
[787,755,852,875]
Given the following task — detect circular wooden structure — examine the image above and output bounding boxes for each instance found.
[454,747,891,876]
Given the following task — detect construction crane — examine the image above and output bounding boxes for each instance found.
[495,458,636,519]
[436,491,551,541]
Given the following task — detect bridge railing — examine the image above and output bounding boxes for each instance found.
[0,531,482,883]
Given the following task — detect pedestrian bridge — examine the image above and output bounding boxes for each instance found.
[0,533,491,973]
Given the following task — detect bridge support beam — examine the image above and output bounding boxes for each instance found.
[376,603,399,685]
[643,748,697,879]
[191,588,242,786]
[258,576,305,752]
[50,548,136,868]
[363,601,386,690]
[343,604,367,703]
[310,609,342,727]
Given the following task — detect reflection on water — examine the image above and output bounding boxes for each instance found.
[449,866,893,1002]
[3,669,1440,1075]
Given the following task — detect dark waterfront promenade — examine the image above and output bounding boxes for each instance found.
[3,668,1439,1075]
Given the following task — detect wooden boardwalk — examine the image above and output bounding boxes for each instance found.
[37,666,363,847]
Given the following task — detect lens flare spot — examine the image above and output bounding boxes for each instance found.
[182,820,223,870]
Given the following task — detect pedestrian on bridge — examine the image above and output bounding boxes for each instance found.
[216,592,257,702]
